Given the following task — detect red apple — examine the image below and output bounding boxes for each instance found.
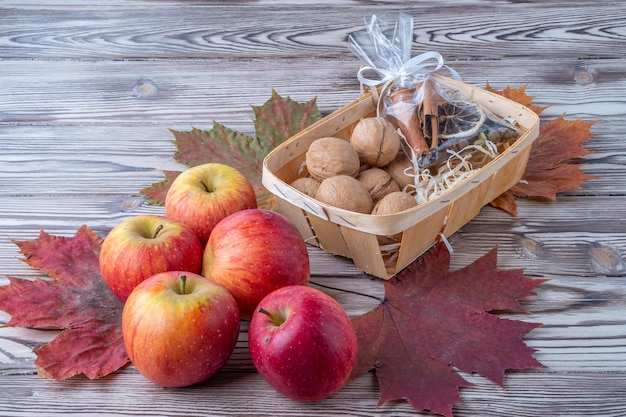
[248,285,358,402]
[165,162,257,245]
[202,209,310,320]
[122,271,240,388]
[100,214,203,302]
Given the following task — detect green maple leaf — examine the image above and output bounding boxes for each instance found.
[252,89,322,146]
[141,90,321,209]
[140,170,181,207]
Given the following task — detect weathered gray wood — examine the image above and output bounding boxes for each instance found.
[0,59,624,124]
[1,2,624,59]
[0,371,625,417]
[1,1,625,416]
[0,116,620,194]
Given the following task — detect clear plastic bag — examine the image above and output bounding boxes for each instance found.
[348,13,520,171]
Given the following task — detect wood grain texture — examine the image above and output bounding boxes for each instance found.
[0,59,624,124]
[1,3,624,59]
[1,1,625,416]
[0,371,626,417]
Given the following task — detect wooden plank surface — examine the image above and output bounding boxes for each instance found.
[1,1,625,416]
[1,3,625,59]
[1,58,625,122]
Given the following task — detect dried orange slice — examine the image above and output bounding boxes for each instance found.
[432,100,486,140]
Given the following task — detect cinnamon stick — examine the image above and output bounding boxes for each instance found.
[421,78,440,149]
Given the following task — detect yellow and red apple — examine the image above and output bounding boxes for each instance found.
[99,214,203,302]
[165,163,257,245]
[122,271,240,388]
[202,209,310,320]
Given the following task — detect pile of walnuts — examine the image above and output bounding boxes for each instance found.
[290,117,419,216]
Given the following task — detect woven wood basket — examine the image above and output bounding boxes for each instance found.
[262,75,540,279]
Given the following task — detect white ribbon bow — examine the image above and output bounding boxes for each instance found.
[356,50,461,117]
[356,50,458,88]
[349,13,463,116]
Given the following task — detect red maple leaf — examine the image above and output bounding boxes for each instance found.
[0,226,128,380]
[350,242,545,417]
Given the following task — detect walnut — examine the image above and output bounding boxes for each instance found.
[305,137,361,181]
[350,117,401,167]
[384,151,415,189]
[357,168,401,203]
[315,175,373,214]
[290,177,320,197]
[371,191,418,215]
[373,191,419,246]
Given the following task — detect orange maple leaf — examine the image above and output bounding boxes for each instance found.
[485,83,549,116]
[486,85,596,215]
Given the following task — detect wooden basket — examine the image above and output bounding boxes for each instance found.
[262,75,540,279]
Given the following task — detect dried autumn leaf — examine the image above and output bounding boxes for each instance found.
[350,242,545,417]
[140,170,180,206]
[141,91,321,209]
[251,89,321,144]
[0,226,128,380]
[171,124,260,181]
[484,83,549,116]
[486,85,596,215]
[508,115,597,199]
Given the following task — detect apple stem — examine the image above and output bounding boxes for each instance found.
[199,179,212,193]
[179,274,187,295]
[257,307,284,326]
[153,224,164,239]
